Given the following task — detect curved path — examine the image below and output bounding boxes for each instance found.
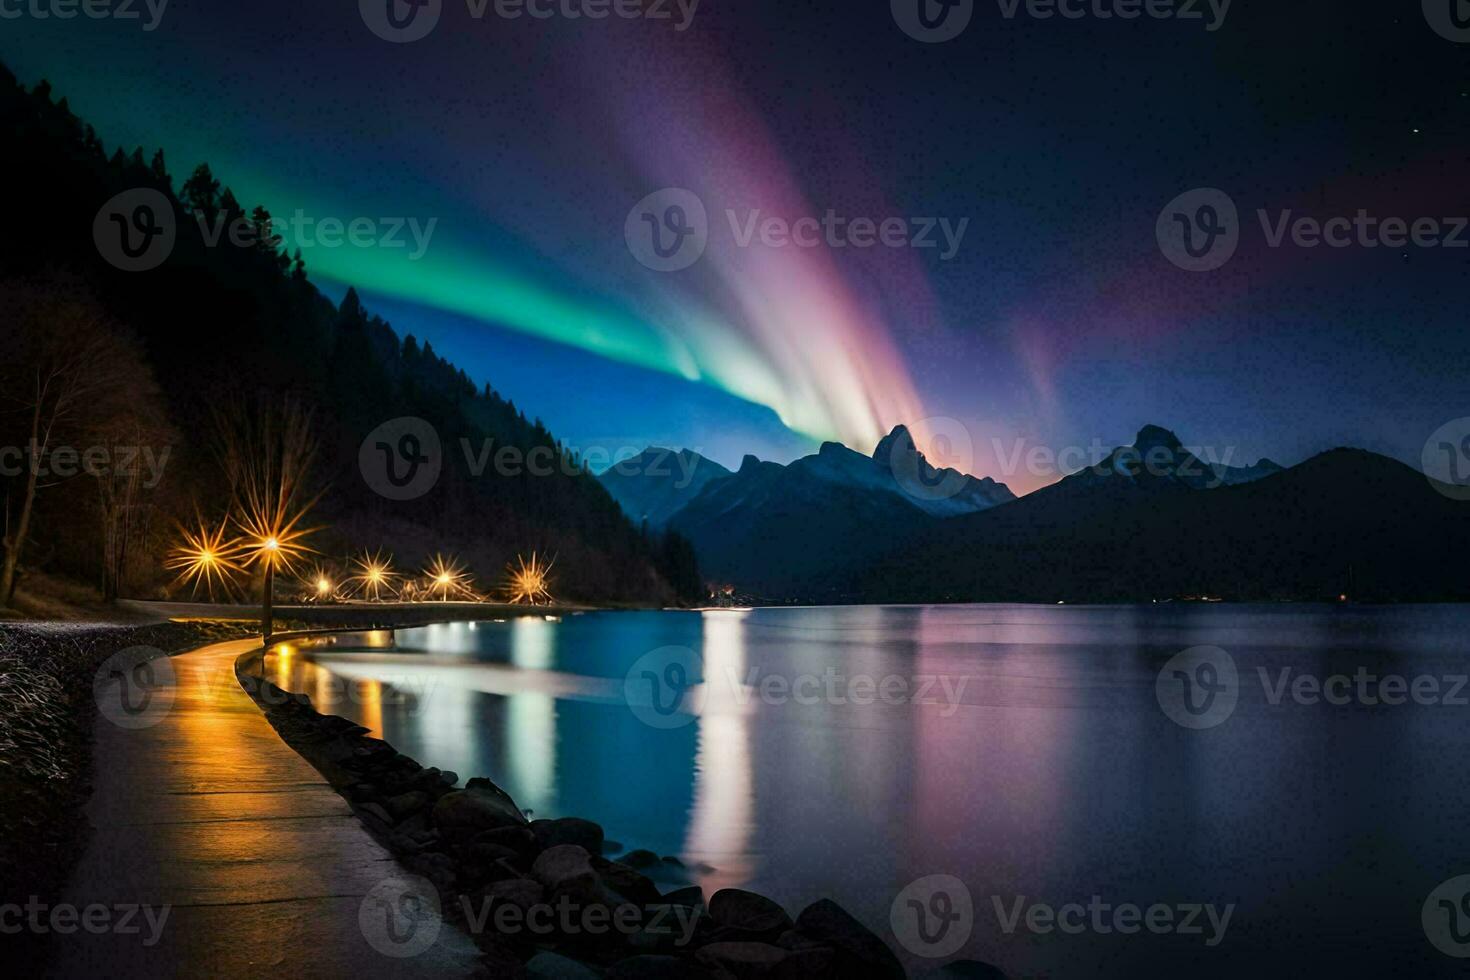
[48,638,481,979]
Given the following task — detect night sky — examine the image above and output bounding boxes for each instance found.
[6,0,1468,493]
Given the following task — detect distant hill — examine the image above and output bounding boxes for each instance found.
[1034,424,1279,498]
[0,63,696,605]
[859,432,1470,604]
[594,425,1016,598]
[604,422,1465,604]
[1213,456,1283,486]
[668,452,940,598]
[598,448,731,530]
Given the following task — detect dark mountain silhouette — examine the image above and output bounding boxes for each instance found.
[1213,457,1283,486]
[859,431,1470,604]
[616,426,1016,598]
[668,452,940,598]
[597,448,730,530]
[0,63,698,605]
[624,422,1464,603]
[1029,424,1278,501]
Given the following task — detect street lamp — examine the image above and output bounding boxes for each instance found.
[236,517,312,642]
[259,537,280,641]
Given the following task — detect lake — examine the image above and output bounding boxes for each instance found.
[264,604,1470,977]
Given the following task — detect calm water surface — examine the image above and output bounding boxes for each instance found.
[266,605,1470,978]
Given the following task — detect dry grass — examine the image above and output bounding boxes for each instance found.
[0,568,161,622]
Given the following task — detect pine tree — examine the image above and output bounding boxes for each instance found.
[182,163,220,214]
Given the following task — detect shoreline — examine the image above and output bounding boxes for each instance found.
[0,606,570,972]
[232,628,995,978]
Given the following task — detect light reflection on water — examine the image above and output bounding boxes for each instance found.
[263,604,1470,978]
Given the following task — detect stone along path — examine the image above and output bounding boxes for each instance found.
[48,638,481,979]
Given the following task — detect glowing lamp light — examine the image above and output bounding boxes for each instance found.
[166,521,245,600]
[423,554,474,602]
[507,551,555,606]
[235,501,316,577]
[350,550,396,601]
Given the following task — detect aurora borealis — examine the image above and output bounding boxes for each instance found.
[6,1,1468,491]
[2,6,935,463]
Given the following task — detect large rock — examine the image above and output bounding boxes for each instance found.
[532,817,604,854]
[916,962,1008,980]
[794,899,905,980]
[525,951,602,979]
[775,930,825,952]
[531,844,599,895]
[474,825,539,854]
[383,790,429,820]
[695,941,790,978]
[709,889,793,936]
[476,936,529,978]
[487,877,545,915]
[432,785,527,839]
[462,842,524,867]
[622,849,661,869]
[608,955,715,980]
[356,802,394,830]
[594,859,662,907]
[410,766,458,795]
[770,947,840,979]
[405,850,457,896]
[663,885,704,908]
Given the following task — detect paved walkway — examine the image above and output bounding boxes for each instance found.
[48,638,482,979]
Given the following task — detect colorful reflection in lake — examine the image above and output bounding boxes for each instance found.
[265,605,1470,978]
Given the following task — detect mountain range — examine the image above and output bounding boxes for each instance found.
[598,426,1020,591]
[601,425,1469,603]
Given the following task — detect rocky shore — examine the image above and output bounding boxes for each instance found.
[235,648,1005,979]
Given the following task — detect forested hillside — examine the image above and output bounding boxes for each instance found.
[0,63,700,608]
